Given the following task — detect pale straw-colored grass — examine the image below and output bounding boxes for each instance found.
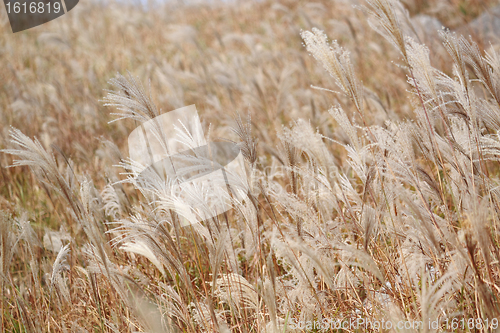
[1,0,500,331]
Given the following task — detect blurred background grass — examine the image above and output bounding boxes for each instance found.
[1,0,500,330]
[1,0,497,224]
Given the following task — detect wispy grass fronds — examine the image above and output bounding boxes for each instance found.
[104,73,160,123]
[2,0,500,331]
[301,28,365,121]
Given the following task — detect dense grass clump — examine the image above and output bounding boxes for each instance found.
[1,0,500,331]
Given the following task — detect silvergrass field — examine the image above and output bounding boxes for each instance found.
[2,0,500,331]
